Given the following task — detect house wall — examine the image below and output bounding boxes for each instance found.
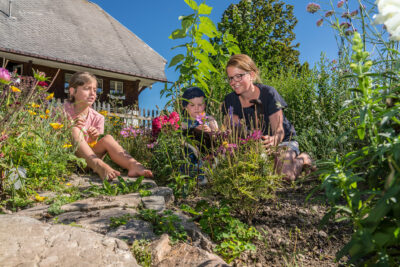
[1,57,140,106]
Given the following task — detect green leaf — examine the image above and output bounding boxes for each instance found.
[198,39,216,55]
[198,17,218,38]
[184,0,198,11]
[198,3,212,15]
[169,29,187,40]
[168,54,185,68]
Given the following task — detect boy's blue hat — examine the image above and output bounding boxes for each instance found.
[181,87,205,107]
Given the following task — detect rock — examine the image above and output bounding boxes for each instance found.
[175,211,214,252]
[0,206,12,214]
[318,230,328,238]
[0,215,138,266]
[150,187,174,205]
[16,204,50,219]
[150,235,229,267]
[142,195,165,212]
[61,193,141,212]
[54,207,137,234]
[107,219,157,244]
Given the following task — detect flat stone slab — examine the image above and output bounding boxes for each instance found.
[0,215,138,267]
[67,174,157,190]
[142,195,165,212]
[16,204,50,219]
[150,186,174,205]
[54,207,137,234]
[107,219,157,244]
[61,193,141,212]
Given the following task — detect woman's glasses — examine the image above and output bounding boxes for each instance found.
[226,72,248,83]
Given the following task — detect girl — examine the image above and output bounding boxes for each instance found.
[64,72,152,180]
[181,86,218,132]
[222,54,313,181]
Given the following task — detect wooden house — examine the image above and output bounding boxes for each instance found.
[0,0,167,106]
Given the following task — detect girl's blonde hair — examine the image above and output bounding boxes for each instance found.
[226,54,261,83]
[68,71,97,103]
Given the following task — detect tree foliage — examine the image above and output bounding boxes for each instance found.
[217,0,300,70]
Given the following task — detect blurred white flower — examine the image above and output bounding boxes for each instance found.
[373,0,400,41]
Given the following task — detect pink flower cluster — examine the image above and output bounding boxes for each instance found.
[195,112,208,125]
[306,3,321,14]
[0,68,11,84]
[37,81,48,87]
[217,143,238,156]
[120,126,144,138]
[152,111,180,137]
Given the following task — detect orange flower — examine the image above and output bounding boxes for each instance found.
[28,110,37,116]
[31,103,40,108]
[88,141,97,148]
[45,109,50,114]
[40,114,49,119]
[50,123,63,129]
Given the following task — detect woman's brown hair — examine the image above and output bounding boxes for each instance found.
[67,72,97,103]
[226,54,261,83]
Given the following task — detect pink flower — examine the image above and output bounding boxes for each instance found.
[325,10,334,17]
[316,18,323,27]
[168,112,180,124]
[0,68,11,84]
[337,0,344,8]
[152,117,163,136]
[341,12,351,19]
[147,142,157,149]
[306,3,320,14]
[195,112,208,125]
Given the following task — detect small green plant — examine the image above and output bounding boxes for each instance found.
[85,176,145,196]
[131,239,152,267]
[47,193,82,215]
[181,202,262,263]
[109,213,135,229]
[137,209,187,243]
[139,189,152,197]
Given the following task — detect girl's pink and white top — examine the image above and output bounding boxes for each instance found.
[63,102,104,142]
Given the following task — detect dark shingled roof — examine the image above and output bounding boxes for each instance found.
[0,0,167,82]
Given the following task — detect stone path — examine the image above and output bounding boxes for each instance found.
[1,174,228,267]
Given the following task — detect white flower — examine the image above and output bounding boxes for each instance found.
[373,0,400,41]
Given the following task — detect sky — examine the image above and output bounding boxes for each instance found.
[89,0,358,111]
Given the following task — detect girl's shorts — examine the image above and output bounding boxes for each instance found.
[279,141,300,156]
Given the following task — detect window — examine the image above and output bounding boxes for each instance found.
[110,80,123,95]
[64,73,73,93]
[96,78,103,94]
[12,64,23,75]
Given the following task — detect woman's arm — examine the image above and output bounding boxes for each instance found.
[262,110,285,148]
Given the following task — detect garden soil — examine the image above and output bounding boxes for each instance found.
[179,175,351,267]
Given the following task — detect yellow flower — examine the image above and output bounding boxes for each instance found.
[63,143,72,148]
[35,195,46,202]
[50,123,63,129]
[31,103,40,108]
[28,110,37,115]
[222,141,229,148]
[46,93,54,100]
[40,115,49,119]
[66,183,72,186]
[11,86,21,92]
[88,141,97,148]
[45,109,50,114]
[99,110,108,116]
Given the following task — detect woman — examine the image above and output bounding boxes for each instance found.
[222,54,312,181]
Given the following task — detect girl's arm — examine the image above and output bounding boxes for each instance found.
[261,110,285,147]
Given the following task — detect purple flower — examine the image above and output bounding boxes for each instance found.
[316,18,323,27]
[337,0,344,8]
[217,142,238,156]
[325,10,334,17]
[147,142,157,149]
[0,68,11,84]
[249,130,263,140]
[341,12,351,19]
[340,22,351,29]
[350,10,358,17]
[306,3,320,14]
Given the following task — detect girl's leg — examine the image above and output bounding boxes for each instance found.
[71,127,120,180]
[92,134,153,178]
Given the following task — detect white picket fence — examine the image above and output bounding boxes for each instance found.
[51,98,158,128]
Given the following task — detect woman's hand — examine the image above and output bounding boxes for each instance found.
[87,126,100,141]
[261,135,276,148]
